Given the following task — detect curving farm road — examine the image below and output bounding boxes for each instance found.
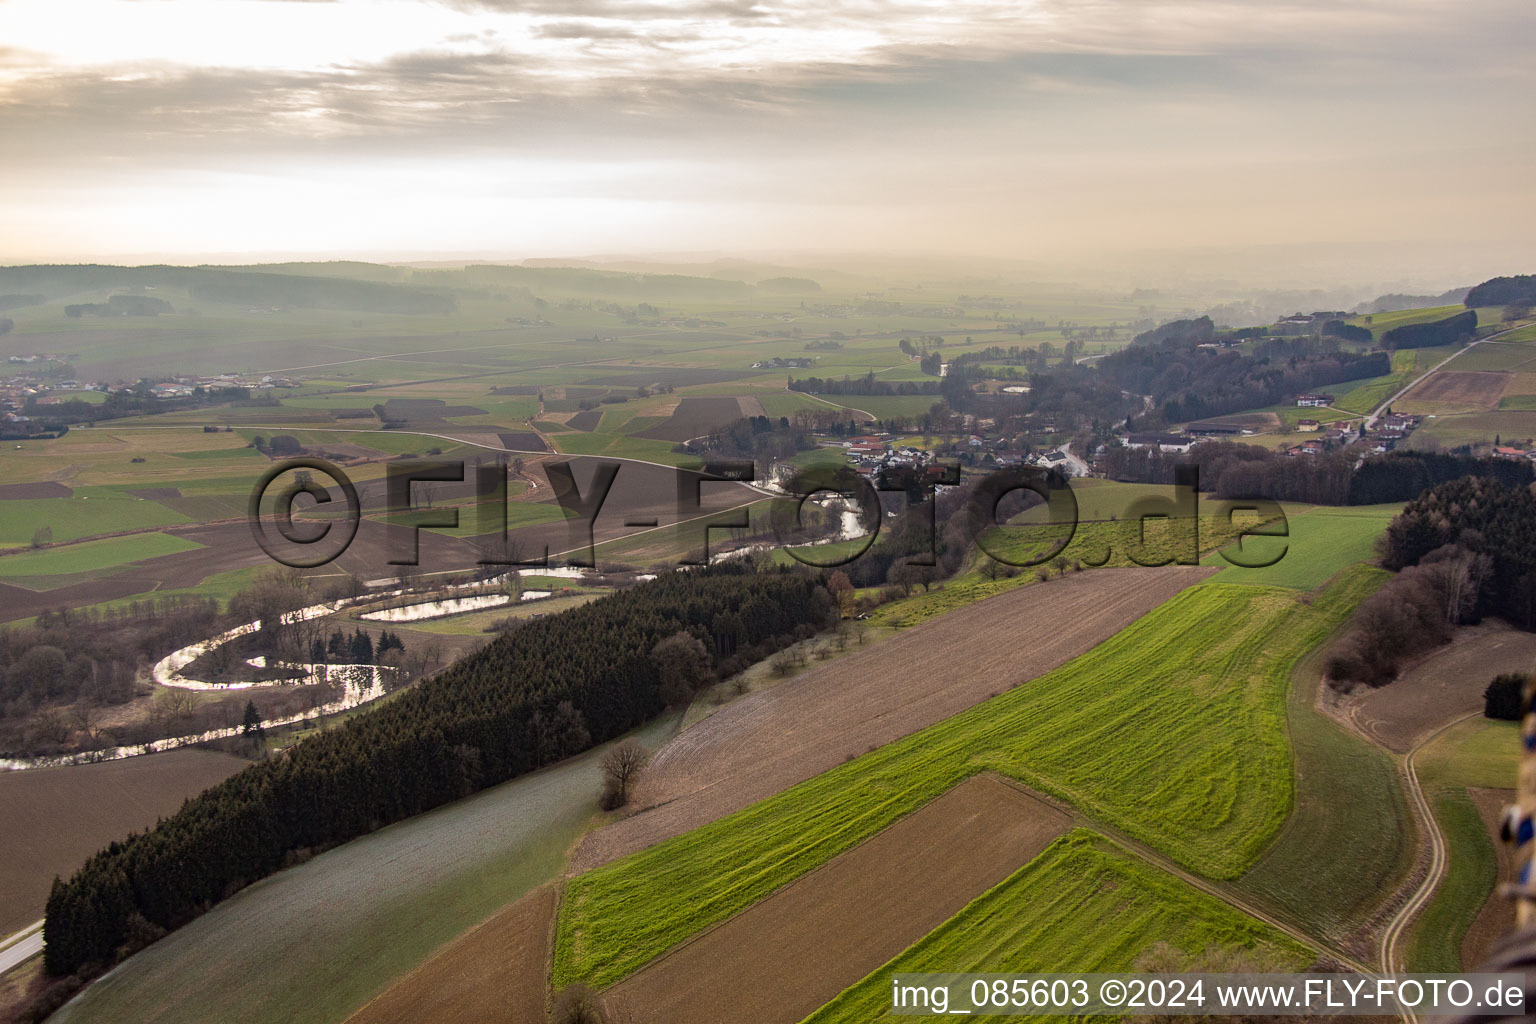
[1378,711,1480,1021]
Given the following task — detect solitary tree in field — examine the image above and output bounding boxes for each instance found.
[241,700,262,737]
[30,525,51,548]
[599,739,649,808]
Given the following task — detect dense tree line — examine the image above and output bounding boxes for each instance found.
[1095,335,1388,424]
[1326,543,1490,687]
[1465,276,1536,309]
[1380,476,1536,628]
[1330,474,1536,687]
[1381,310,1476,349]
[788,371,943,397]
[1101,444,1530,507]
[693,415,815,463]
[1321,320,1372,343]
[1347,449,1533,503]
[1131,316,1216,347]
[64,295,173,317]
[43,567,835,976]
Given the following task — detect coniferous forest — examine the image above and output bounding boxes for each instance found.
[43,566,835,976]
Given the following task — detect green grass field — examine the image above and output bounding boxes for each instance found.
[1442,342,1536,373]
[868,507,1268,632]
[1411,410,1536,449]
[1354,305,1465,342]
[1407,717,1519,971]
[0,532,203,578]
[1331,374,1404,415]
[802,831,1310,1024]
[1236,567,1419,945]
[1204,505,1397,590]
[555,576,1370,989]
[0,493,193,545]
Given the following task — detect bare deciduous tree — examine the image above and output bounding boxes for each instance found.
[599,739,649,808]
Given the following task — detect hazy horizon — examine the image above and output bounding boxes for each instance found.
[2,0,1532,288]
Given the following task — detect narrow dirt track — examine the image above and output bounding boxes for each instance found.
[1380,711,1478,1013]
[601,775,1069,1024]
[569,564,1213,874]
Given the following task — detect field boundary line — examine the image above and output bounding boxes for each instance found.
[582,774,1062,991]
[984,773,1373,975]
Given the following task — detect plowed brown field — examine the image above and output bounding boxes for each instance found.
[569,564,1212,873]
[1401,370,1507,412]
[0,749,247,935]
[1342,622,1536,752]
[601,775,1069,1024]
[345,886,555,1024]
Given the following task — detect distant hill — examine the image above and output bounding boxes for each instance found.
[458,263,753,302]
[1356,287,1470,314]
[0,264,456,315]
[1131,316,1215,347]
[1465,275,1536,308]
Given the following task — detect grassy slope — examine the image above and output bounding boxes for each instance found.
[870,512,1259,631]
[801,831,1311,1024]
[1204,506,1397,591]
[1235,567,1419,947]
[1354,305,1465,342]
[1407,717,1518,971]
[52,717,681,1024]
[555,576,1365,988]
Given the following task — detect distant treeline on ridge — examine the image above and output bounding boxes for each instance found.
[1102,446,1534,507]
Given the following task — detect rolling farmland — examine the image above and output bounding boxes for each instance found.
[1236,567,1419,950]
[0,532,204,581]
[1204,505,1399,591]
[601,776,1070,1024]
[801,831,1311,1024]
[50,717,680,1024]
[555,576,1365,989]
[569,565,1211,875]
[1407,718,1519,971]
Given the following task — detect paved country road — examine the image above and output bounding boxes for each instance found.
[1364,321,1531,429]
[0,920,43,976]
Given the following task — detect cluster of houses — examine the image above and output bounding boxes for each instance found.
[1,369,303,427]
[0,373,103,415]
[835,434,933,474]
[147,373,301,398]
[1354,412,1419,454]
[830,431,1073,478]
[1124,402,1426,460]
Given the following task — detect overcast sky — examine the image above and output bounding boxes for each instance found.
[1,0,1531,279]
